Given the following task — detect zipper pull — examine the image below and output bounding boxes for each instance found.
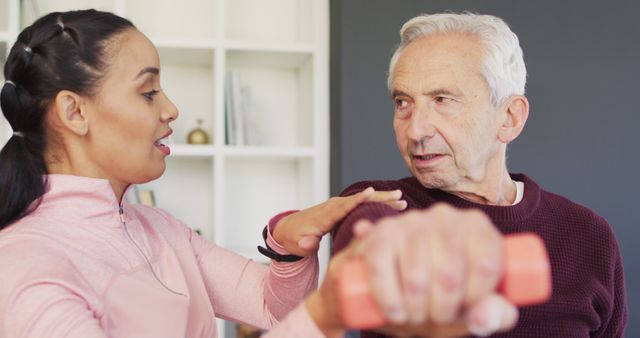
[119,206,125,223]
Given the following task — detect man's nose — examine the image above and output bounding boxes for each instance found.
[406,105,436,141]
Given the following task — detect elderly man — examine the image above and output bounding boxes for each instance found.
[332,13,627,337]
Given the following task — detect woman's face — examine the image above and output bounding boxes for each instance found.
[82,29,178,189]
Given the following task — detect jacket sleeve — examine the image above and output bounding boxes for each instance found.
[182,211,319,330]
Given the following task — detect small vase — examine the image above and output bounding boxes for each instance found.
[187,119,210,145]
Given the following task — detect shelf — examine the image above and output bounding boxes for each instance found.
[125,0,217,40]
[223,145,314,158]
[167,145,315,159]
[224,41,315,55]
[151,38,218,51]
[169,144,218,157]
[225,0,313,44]
[226,49,313,69]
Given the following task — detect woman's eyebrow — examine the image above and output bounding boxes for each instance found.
[133,67,159,80]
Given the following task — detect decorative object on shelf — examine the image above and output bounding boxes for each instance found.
[236,323,262,338]
[187,119,210,144]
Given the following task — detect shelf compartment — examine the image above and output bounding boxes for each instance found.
[222,157,314,258]
[136,157,214,241]
[225,50,314,147]
[157,46,215,146]
[224,0,313,44]
[125,0,217,40]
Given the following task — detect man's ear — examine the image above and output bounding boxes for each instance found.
[498,95,529,144]
[53,90,89,136]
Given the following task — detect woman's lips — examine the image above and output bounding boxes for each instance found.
[154,139,171,155]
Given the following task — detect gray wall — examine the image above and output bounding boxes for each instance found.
[331,0,639,336]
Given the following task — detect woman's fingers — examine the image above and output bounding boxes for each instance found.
[365,189,407,210]
[322,187,376,224]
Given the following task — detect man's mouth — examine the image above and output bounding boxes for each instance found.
[413,154,441,161]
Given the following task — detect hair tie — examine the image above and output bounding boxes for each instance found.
[4,80,16,87]
[57,18,65,31]
[23,45,34,65]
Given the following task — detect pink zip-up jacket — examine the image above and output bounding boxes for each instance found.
[0,175,326,337]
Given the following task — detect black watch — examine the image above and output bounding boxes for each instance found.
[257,226,304,262]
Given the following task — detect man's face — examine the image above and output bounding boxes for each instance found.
[391,33,503,190]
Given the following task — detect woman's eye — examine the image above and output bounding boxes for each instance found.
[142,89,160,101]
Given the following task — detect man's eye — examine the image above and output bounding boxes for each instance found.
[395,98,409,108]
[435,96,452,103]
[142,89,160,101]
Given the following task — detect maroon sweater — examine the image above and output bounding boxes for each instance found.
[332,174,627,338]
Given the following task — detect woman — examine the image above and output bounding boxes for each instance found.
[0,10,405,337]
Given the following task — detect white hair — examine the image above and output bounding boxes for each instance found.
[388,12,527,107]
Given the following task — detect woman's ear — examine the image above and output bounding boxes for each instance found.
[53,90,89,136]
[498,95,529,144]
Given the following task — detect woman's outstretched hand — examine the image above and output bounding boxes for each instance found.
[272,187,407,257]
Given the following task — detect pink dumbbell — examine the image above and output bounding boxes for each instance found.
[338,232,552,329]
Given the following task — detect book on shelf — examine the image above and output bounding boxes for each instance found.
[224,71,260,146]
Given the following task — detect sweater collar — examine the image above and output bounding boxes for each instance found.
[33,174,134,226]
[417,173,541,223]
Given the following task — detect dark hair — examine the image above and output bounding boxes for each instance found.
[0,10,134,229]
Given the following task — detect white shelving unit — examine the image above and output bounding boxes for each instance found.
[0,1,329,337]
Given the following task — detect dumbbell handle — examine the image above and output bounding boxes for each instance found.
[337,232,552,329]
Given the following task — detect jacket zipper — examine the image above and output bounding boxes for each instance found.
[119,206,186,297]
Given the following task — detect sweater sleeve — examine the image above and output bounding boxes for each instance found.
[0,243,107,338]
[332,182,403,255]
[592,227,628,338]
[183,212,319,330]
